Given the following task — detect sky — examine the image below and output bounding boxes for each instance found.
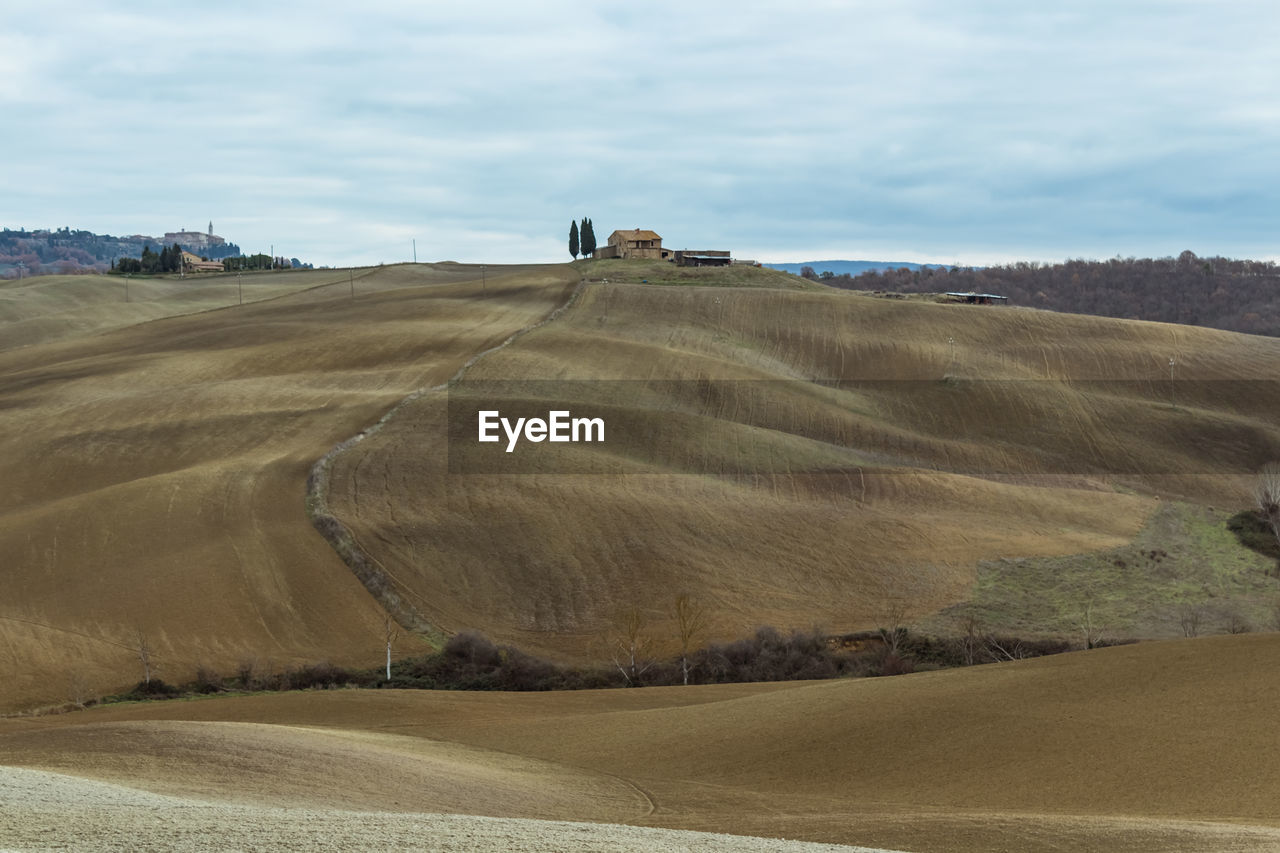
[3,1,1278,267]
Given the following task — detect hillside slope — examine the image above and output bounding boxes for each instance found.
[0,268,368,350]
[0,263,577,711]
[4,261,1280,710]
[6,633,1280,852]
[326,274,1280,659]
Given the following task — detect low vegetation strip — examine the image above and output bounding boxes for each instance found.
[41,624,1109,713]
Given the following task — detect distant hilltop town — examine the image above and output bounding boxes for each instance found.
[160,222,228,252]
[0,223,258,278]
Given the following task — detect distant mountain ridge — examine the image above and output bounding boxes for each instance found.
[764,260,952,276]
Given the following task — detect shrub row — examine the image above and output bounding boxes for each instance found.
[97,624,1100,707]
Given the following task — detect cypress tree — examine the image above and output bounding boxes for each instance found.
[581,218,597,258]
[569,220,579,259]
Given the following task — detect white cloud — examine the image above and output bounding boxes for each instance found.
[3,1,1279,265]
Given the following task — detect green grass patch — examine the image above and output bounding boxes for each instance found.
[927,501,1280,641]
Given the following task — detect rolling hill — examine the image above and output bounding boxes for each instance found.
[0,263,577,711]
[4,633,1280,852]
[4,260,1280,710]
[322,259,1280,661]
[5,260,1280,851]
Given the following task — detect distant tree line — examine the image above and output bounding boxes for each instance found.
[221,254,303,271]
[98,249,303,275]
[821,250,1280,337]
[111,244,184,275]
[569,217,596,259]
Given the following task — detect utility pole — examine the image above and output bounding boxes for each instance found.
[270,244,274,271]
[412,239,417,264]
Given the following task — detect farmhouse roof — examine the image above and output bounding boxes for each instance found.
[610,229,661,241]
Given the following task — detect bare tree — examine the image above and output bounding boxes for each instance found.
[959,611,984,666]
[674,593,708,686]
[1178,603,1203,638]
[877,599,909,656]
[1226,609,1252,635]
[67,670,91,707]
[610,606,654,687]
[1079,598,1105,649]
[987,637,1029,662]
[237,658,258,690]
[1255,462,1280,550]
[383,614,399,681]
[134,628,155,684]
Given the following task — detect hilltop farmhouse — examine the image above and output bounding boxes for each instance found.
[595,229,671,260]
[591,227,736,266]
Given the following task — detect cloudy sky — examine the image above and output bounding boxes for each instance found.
[3,1,1277,266]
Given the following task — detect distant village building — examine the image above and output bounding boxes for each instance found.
[674,250,732,268]
[165,222,226,251]
[595,229,670,260]
[181,250,224,273]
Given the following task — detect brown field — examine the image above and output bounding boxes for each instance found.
[5,260,1280,851]
[5,634,1280,851]
[0,267,384,350]
[0,263,577,711]
[326,265,1280,658]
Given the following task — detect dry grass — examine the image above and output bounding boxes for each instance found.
[327,280,1280,661]
[0,267,387,350]
[0,767,884,853]
[6,261,1280,850]
[0,263,577,711]
[6,634,1280,852]
[5,264,1279,707]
